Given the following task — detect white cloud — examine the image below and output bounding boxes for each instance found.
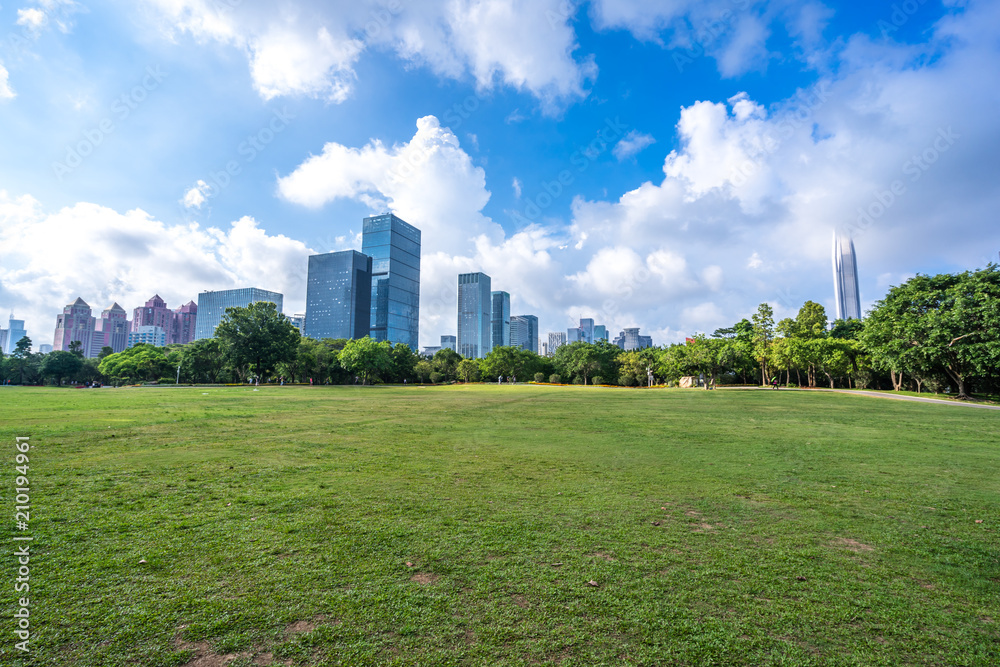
[613,130,656,161]
[0,191,313,346]
[182,180,211,209]
[277,115,498,255]
[16,8,48,31]
[145,0,596,107]
[512,177,522,198]
[0,64,14,100]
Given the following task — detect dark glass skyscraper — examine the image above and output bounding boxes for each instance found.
[458,272,491,359]
[362,213,421,349]
[491,291,510,349]
[305,250,373,340]
[511,315,538,353]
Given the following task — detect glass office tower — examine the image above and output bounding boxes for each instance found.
[457,272,492,359]
[305,250,373,340]
[361,213,421,349]
[194,288,283,340]
[511,315,538,353]
[491,291,510,349]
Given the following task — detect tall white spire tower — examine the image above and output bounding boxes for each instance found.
[832,231,861,320]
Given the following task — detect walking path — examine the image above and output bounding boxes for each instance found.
[752,386,1000,411]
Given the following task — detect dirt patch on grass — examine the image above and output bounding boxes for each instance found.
[692,523,715,532]
[253,654,293,666]
[512,594,529,608]
[285,620,315,634]
[587,551,615,561]
[410,572,440,585]
[173,635,253,667]
[832,538,874,553]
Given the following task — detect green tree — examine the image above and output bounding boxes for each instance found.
[390,343,419,383]
[338,336,393,384]
[41,351,83,386]
[214,301,301,380]
[11,336,34,385]
[751,303,775,385]
[97,346,115,360]
[431,348,462,382]
[481,346,526,381]
[456,359,480,383]
[67,340,84,357]
[414,360,433,383]
[98,344,172,383]
[861,266,1000,398]
[829,318,864,340]
[795,301,829,338]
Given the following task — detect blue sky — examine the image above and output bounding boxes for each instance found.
[2,0,998,350]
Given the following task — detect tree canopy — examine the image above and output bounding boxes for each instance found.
[214,301,301,380]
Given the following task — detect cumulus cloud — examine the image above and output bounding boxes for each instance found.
[613,130,656,161]
[572,0,1000,333]
[16,0,81,34]
[0,191,313,346]
[145,0,596,107]
[182,180,211,209]
[0,64,14,100]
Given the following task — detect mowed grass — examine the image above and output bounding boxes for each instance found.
[1,385,998,666]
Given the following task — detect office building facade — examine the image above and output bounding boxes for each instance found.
[547,331,566,356]
[594,324,608,342]
[511,315,539,353]
[833,231,862,321]
[457,272,492,359]
[362,213,421,349]
[440,335,457,352]
[194,288,284,340]
[5,315,26,354]
[613,328,653,351]
[128,325,167,348]
[305,250,373,340]
[491,291,510,349]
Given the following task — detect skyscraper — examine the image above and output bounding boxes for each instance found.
[172,302,198,345]
[511,315,539,353]
[6,315,26,354]
[194,288,284,340]
[304,250,373,340]
[613,328,653,351]
[440,335,457,352]
[491,291,510,349]
[92,303,130,356]
[53,298,96,354]
[593,325,608,342]
[833,231,862,321]
[361,213,421,349]
[547,331,566,356]
[457,272,491,359]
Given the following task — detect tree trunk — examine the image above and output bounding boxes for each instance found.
[825,372,835,389]
[795,368,802,387]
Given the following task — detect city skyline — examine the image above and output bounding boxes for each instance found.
[3,1,996,351]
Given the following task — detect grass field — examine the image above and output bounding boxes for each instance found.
[1,385,998,666]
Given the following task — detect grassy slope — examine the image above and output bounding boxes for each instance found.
[1,385,998,666]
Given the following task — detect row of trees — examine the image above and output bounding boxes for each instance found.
[11,266,999,398]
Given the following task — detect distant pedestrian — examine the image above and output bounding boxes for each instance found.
[770,375,779,390]
[498,375,503,385]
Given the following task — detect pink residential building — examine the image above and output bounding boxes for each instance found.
[132,295,197,345]
[53,298,96,355]
[91,303,130,356]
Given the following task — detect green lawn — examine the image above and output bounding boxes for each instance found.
[1,385,998,666]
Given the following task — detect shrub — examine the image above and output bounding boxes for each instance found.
[549,374,562,384]
[592,376,604,386]
[156,377,176,385]
[572,376,584,385]
[429,372,444,384]
[534,373,546,383]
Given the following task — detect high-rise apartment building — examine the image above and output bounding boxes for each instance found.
[172,302,198,345]
[511,315,539,353]
[195,288,284,340]
[92,303,130,356]
[53,298,96,355]
[305,250,373,340]
[362,213,421,349]
[833,231,862,321]
[457,272,492,359]
[491,291,510,349]
[128,326,167,348]
[547,331,566,356]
